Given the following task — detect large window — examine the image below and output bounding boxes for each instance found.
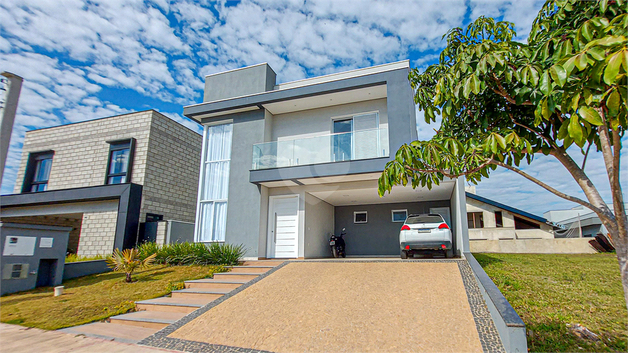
[106,139,134,184]
[196,123,233,242]
[22,151,54,193]
[467,212,484,229]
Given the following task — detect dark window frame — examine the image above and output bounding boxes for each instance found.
[495,211,503,228]
[22,150,54,193]
[105,138,135,185]
[467,212,484,229]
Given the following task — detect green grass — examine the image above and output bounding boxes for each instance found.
[474,253,627,352]
[64,254,105,263]
[0,265,224,330]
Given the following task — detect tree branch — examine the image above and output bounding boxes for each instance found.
[582,142,592,170]
[490,74,534,106]
[404,158,493,179]
[488,158,607,216]
[510,114,558,148]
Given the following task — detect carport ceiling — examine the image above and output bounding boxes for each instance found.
[309,180,455,206]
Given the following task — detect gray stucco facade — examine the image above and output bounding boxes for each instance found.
[1,223,70,295]
[186,61,469,259]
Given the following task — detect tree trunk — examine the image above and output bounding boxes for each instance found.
[125,272,132,283]
[608,226,628,309]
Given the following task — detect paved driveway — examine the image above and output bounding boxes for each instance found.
[148,260,503,353]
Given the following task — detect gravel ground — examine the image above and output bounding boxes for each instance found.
[168,262,483,353]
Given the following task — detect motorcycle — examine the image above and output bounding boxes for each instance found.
[329,228,346,258]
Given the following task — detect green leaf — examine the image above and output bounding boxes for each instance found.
[463,76,473,99]
[494,134,507,150]
[471,74,481,95]
[541,98,551,120]
[604,51,624,85]
[571,94,580,112]
[550,65,567,87]
[529,67,539,86]
[575,54,588,70]
[606,90,621,116]
[586,47,605,61]
[600,0,608,12]
[539,70,551,95]
[578,106,604,126]
[568,116,584,145]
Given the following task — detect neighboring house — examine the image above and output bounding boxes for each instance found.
[182,61,469,259]
[0,110,201,256]
[545,204,628,238]
[465,190,554,242]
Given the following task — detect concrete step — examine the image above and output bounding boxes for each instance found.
[227,266,273,274]
[135,297,207,313]
[58,322,157,344]
[213,272,260,281]
[171,288,230,301]
[185,279,248,290]
[241,260,285,266]
[108,310,186,330]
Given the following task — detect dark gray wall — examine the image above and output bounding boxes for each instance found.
[1,223,69,295]
[223,110,267,257]
[204,64,276,102]
[335,200,451,256]
[168,221,195,243]
[63,259,111,280]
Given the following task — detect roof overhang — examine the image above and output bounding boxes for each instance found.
[184,67,408,123]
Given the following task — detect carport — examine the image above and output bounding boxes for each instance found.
[258,173,468,259]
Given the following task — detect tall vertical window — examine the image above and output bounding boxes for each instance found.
[196,123,233,242]
[495,211,503,228]
[106,139,134,184]
[23,151,54,193]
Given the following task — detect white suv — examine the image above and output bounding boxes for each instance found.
[399,214,453,259]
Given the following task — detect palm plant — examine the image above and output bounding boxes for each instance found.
[106,248,156,283]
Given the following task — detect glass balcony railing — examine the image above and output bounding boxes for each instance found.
[252,128,389,170]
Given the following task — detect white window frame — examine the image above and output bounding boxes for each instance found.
[354,211,368,224]
[194,122,233,243]
[391,209,408,223]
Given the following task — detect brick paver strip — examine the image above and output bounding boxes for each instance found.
[140,259,504,353]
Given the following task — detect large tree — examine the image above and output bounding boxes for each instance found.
[379,0,628,306]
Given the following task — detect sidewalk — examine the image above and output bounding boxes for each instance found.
[0,323,180,353]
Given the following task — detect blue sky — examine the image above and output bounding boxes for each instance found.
[0,0,625,216]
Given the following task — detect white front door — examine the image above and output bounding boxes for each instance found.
[267,195,299,258]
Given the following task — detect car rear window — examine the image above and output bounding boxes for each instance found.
[405,215,443,224]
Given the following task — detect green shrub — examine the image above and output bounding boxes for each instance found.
[137,242,160,261]
[65,254,105,263]
[136,242,245,266]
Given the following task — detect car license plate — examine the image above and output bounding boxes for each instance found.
[329,241,335,245]
[416,229,430,233]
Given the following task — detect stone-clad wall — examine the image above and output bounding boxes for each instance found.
[78,210,118,256]
[14,111,153,192]
[12,110,201,255]
[140,112,201,224]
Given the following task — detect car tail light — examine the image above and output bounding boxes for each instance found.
[405,245,410,250]
[438,223,449,229]
[401,225,411,231]
[441,244,446,249]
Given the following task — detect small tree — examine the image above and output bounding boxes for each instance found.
[378,0,628,307]
[106,248,156,283]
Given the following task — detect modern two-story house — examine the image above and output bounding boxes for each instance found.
[0,110,201,256]
[183,61,470,259]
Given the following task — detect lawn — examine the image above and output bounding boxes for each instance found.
[0,265,223,330]
[474,253,627,352]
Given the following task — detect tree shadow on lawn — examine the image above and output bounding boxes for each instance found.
[472,253,504,267]
[526,318,627,353]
